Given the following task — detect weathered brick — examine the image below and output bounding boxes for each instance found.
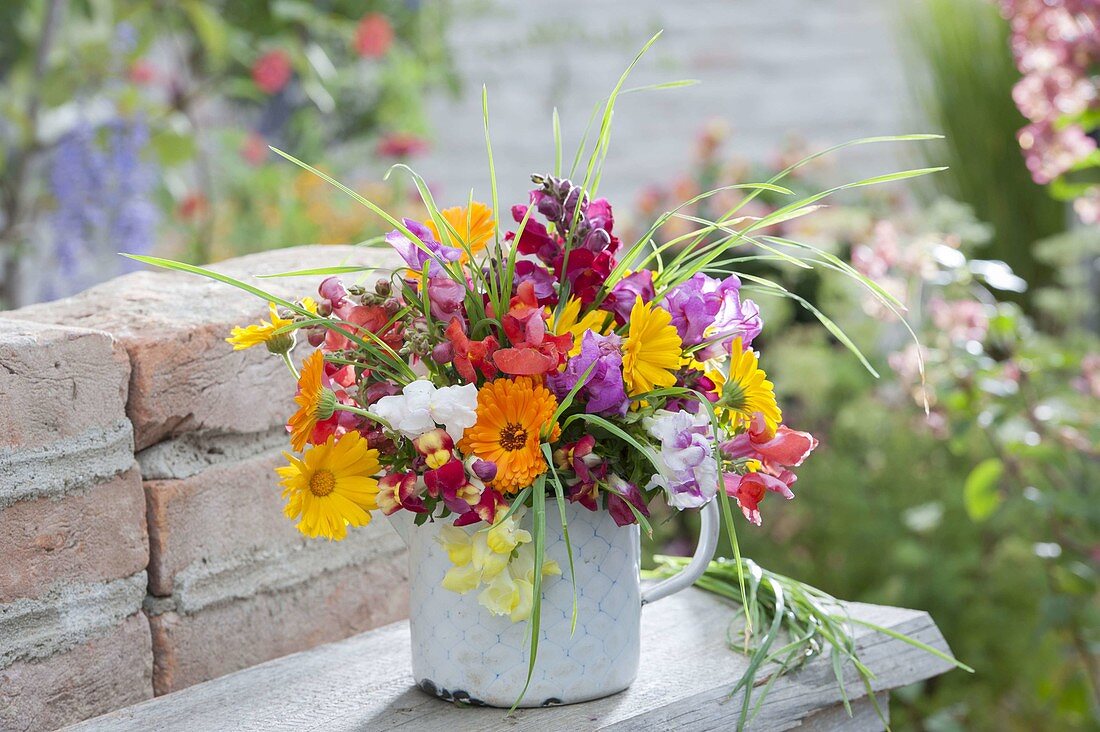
[5,246,402,450]
[144,447,403,602]
[0,466,147,604]
[0,319,129,451]
[0,612,153,732]
[147,551,408,694]
[0,319,133,508]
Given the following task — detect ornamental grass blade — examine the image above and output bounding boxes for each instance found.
[256,265,381,278]
[512,474,548,712]
[542,444,579,635]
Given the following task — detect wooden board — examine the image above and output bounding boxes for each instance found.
[65,589,955,732]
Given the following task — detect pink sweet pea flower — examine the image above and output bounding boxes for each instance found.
[723,471,795,527]
[721,413,817,470]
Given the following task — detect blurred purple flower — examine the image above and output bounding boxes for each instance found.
[48,116,158,295]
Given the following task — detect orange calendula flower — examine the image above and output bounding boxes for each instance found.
[458,377,561,493]
[426,202,495,255]
[622,297,683,397]
[276,431,380,540]
[287,350,337,451]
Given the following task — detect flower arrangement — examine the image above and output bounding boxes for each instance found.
[222,165,820,616]
[131,34,958,714]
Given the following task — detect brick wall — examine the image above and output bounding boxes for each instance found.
[0,246,409,730]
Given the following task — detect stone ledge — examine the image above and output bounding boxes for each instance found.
[150,526,405,615]
[136,427,289,481]
[67,589,957,731]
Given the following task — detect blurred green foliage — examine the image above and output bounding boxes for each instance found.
[0,0,453,305]
[898,0,1066,293]
[636,131,1099,730]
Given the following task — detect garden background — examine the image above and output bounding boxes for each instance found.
[0,1,1097,730]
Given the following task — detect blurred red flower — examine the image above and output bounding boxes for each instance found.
[355,13,394,59]
[252,50,292,94]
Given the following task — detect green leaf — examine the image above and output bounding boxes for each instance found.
[150,130,197,167]
[512,474,548,711]
[256,265,381,278]
[181,1,228,67]
[963,458,1004,522]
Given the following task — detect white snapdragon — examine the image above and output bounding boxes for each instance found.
[644,409,718,510]
[372,380,479,441]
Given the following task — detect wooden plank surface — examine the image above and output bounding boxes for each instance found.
[66,589,954,732]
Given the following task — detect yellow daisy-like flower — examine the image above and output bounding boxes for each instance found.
[226,303,294,353]
[707,337,782,433]
[622,297,684,397]
[275,431,381,541]
[552,297,614,357]
[458,377,561,493]
[287,350,337,452]
[426,201,495,255]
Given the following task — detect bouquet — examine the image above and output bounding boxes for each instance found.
[132,34,950,713]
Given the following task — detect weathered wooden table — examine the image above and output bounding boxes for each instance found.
[65,588,955,731]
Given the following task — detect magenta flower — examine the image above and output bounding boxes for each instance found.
[606,475,650,527]
[427,276,466,321]
[547,331,629,416]
[604,270,655,324]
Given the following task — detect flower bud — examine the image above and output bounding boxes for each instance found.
[319,276,347,304]
[470,458,497,483]
[432,341,455,364]
[374,279,392,297]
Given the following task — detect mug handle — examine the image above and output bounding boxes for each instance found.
[640,499,720,605]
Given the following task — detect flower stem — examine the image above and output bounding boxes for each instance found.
[281,352,299,379]
[334,404,391,429]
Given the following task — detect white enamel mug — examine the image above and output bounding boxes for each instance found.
[389,499,720,707]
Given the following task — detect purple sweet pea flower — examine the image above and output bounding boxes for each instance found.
[427,276,466,321]
[386,218,462,277]
[604,270,655,324]
[606,475,650,527]
[662,273,721,347]
[644,409,719,510]
[662,274,763,359]
[697,278,763,360]
[547,331,629,416]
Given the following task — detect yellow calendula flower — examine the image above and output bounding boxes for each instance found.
[275,431,380,541]
[622,297,684,397]
[707,337,782,433]
[426,201,495,255]
[552,297,614,357]
[226,303,295,353]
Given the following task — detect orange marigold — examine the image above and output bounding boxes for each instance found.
[426,201,495,256]
[458,377,561,493]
